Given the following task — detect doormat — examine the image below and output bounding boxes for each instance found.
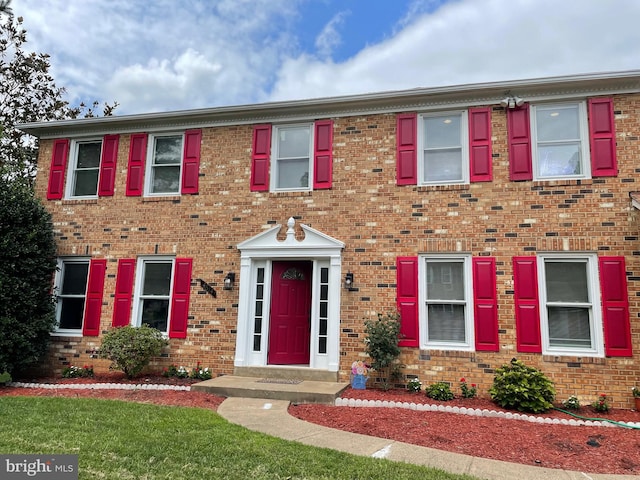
[256,378,303,384]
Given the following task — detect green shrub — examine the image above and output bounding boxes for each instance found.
[489,358,555,413]
[363,311,403,390]
[0,178,57,375]
[406,377,422,393]
[425,381,454,401]
[0,371,12,384]
[591,393,610,413]
[99,326,168,378]
[562,395,581,410]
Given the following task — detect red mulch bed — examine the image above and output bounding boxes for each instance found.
[291,388,640,475]
[2,375,639,475]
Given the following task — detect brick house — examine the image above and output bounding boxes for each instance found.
[22,71,640,407]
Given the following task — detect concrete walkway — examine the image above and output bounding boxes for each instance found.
[217,397,640,480]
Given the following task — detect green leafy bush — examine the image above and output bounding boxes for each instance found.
[425,381,454,401]
[489,358,556,413]
[591,393,610,413]
[99,326,168,378]
[406,377,422,393]
[0,178,57,375]
[0,371,12,384]
[363,311,403,390]
[562,395,581,410]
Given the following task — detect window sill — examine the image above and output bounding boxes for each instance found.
[271,190,313,197]
[415,184,470,192]
[419,349,475,360]
[542,353,605,364]
[142,196,181,203]
[50,332,83,339]
[531,178,593,188]
[60,198,98,205]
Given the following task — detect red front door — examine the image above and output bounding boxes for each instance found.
[268,261,312,365]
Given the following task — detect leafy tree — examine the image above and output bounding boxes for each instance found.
[0,176,57,375]
[0,3,117,184]
[363,311,403,390]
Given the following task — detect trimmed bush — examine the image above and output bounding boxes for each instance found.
[489,358,556,413]
[425,381,455,401]
[0,178,57,375]
[363,311,403,390]
[99,325,168,378]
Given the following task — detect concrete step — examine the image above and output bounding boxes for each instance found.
[191,375,349,405]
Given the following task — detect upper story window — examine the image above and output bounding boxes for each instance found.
[66,139,102,198]
[419,111,469,184]
[507,97,617,181]
[145,134,183,195]
[250,120,333,192]
[396,108,492,186]
[273,125,312,190]
[531,102,590,180]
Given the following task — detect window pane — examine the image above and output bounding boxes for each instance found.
[143,263,172,295]
[73,170,99,196]
[154,136,182,165]
[424,148,463,182]
[427,304,465,342]
[538,144,581,177]
[424,115,461,148]
[59,298,85,330]
[548,306,592,348]
[278,127,310,158]
[545,262,588,303]
[141,299,169,332]
[277,158,309,188]
[61,263,89,295]
[152,166,180,193]
[77,142,101,169]
[426,262,464,300]
[536,105,579,142]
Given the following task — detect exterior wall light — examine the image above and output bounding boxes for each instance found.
[224,272,235,290]
[344,272,354,290]
[500,94,524,109]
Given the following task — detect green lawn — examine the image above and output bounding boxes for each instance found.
[0,396,480,480]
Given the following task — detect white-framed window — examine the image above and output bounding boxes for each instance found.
[132,257,175,334]
[145,133,183,195]
[418,110,469,185]
[419,254,474,350]
[65,139,102,198]
[531,101,590,180]
[538,254,603,356]
[53,258,90,335]
[272,124,313,191]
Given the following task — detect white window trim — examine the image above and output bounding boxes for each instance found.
[270,123,314,192]
[131,256,175,335]
[537,253,604,357]
[64,138,102,199]
[530,101,591,181]
[52,257,90,337]
[144,133,184,197]
[417,110,469,186]
[418,254,474,351]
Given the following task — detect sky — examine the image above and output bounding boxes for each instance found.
[11,0,640,116]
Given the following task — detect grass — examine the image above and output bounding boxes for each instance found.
[0,396,480,480]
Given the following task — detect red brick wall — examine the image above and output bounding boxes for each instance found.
[34,94,640,408]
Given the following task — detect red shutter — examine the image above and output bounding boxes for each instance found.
[472,257,499,351]
[169,258,193,339]
[396,113,417,185]
[469,108,493,182]
[250,125,271,191]
[507,105,532,181]
[512,256,542,352]
[599,257,632,356]
[589,98,618,177]
[313,120,333,189]
[396,257,419,347]
[98,135,119,197]
[112,259,135,327]
[181,129,202,194]
[126,133,147,196]
[82,259,106,336]
[47,139,69,200]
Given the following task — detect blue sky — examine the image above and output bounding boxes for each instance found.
[11,0,640,115]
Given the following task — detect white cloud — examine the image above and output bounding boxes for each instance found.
[315,11,349,59]
[269,0,640,101]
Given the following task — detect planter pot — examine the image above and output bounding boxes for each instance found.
[350,374,367,390]
[634,397,640,411]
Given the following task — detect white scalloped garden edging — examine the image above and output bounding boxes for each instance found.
[7,382,191,391]
[334,397,640,429]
